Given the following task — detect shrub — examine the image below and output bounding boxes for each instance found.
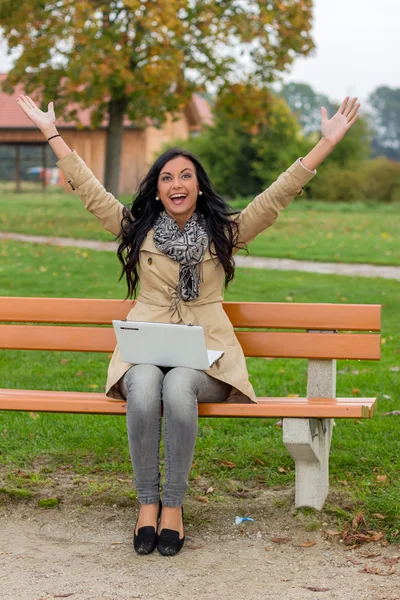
[361,156,400,202]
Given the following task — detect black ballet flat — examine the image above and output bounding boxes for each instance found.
[133,500,162,555]
[157,506,185,556]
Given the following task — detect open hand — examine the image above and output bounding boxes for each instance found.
[17,95,56,133]
[321,97,360,146]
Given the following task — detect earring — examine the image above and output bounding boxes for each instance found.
[155,196,160,201]
[199,191,203,196]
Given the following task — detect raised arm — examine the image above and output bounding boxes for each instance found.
[235,96,360,249]
[17,96,124,237]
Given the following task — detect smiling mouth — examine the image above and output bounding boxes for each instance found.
[170,194,187,205]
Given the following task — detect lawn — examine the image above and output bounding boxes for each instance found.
[0,239,399,539]
[1,189,400,265]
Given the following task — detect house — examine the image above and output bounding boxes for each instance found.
[0,73,213,194]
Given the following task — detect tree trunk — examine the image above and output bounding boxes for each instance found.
[104,97,128,198]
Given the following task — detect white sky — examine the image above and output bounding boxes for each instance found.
[0,0,398,105]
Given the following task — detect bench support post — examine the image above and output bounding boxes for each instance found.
[283,357,336,511]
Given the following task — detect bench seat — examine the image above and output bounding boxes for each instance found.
[0,388,377,418]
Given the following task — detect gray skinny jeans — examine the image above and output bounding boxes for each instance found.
[119,364,231,507]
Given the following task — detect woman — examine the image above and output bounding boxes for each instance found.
[17,93,360,556]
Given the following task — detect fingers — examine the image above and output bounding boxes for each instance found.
[321,106,328,121]
[347,102,361,122]
[17,96,30,114]
[347,113,360,128]
[17,94,37,111]
[24,95,37,110]
[344,97,358,117]
[338,96,350,114]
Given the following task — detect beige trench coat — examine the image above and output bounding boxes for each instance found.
[56,151,316,403]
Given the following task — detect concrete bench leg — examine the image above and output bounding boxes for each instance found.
[283,417,333,510]
[283,357,336,511]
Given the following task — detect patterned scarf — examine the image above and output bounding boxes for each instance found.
[153,211,208,301]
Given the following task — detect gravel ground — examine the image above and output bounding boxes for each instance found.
[0,496,399,600]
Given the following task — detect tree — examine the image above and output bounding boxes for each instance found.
[184,85,308,197]
[0,0,315,196]
[368,86,400,161]
[280,82,337,135]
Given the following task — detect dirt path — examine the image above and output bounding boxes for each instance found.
[1,493,399,600]
[1,232,399,281]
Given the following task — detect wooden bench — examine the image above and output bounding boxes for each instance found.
[0,296,381,510]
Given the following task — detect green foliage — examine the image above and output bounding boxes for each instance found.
[184,91,307,197]
[308,156,400,203]
[368,86,400,161]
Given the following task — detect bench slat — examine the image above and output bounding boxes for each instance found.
[0,389,376,418]
[0,297,381,331]
[0,325,381,360]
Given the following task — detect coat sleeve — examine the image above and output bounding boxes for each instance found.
[56,150,125,237]
[233,158,316,252]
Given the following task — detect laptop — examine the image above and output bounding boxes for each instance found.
[112,320,224,370]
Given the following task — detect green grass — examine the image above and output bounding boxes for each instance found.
[0,239,399,538]
[1,190,400,265]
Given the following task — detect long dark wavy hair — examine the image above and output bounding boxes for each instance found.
[117,147,243,299]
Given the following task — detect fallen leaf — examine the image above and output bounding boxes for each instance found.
[271,537,291,544]
[29,412,39,420]
[323,529,341,536]
[302,587,331,592]
[88,384,99,389]
[372,513,386,520]
[194,495,209,503]
[369,531,384,542]
[277,467,286,474]
[347,557,363,565]
[287,393,299,398]
[206,486,214,494]
[377,475,388,482]
[358,551,382,558]
[352,388,360,395]
[75,370,84,376]
[352,513,366,529]
[360,565,382,575]
[59,359,69,364]
[384,557,400,566]
[220,460,236,469]
[299,541,316,548]
[254,457,265,465]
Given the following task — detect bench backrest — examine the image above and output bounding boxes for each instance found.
[0,297,381,361]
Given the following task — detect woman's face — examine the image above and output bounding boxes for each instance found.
[157,156,200,228]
